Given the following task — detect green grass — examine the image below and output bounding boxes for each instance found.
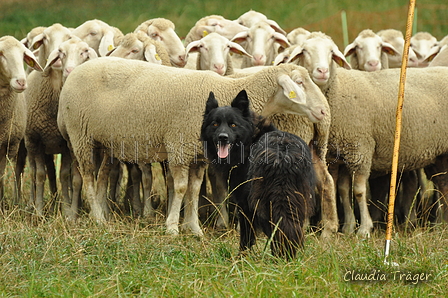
[0,212,447,297]
[1,0,447,49]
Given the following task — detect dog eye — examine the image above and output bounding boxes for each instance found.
[213,123,218,127]
[230,123,236,128]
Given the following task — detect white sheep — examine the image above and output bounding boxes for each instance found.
[134,18,186,67]
[72,19,123,57]
[423,35,448,67]
[287,31,448,236]
[25,29,97,218]
[344,29,400,71]
[185,32,252,75]
[183,15,249,45]
[377,29,419,68]
[108,31,171,66]
[57,59,328,237]
[0,36,42,206]
[410,31,438,67]
[231,20,290,67]
[236,10,286,35]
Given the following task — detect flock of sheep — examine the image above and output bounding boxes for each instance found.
[1,9,448,243]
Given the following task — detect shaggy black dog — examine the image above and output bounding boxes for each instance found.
[200,90,316,259]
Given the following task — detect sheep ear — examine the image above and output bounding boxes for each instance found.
[381,42,400,56]
[23,48,43,71]
[31,33,44,50]
[228,41,252,58]
[273,52,289,66]
[185,40,202,55]
[265,19,286,35]
[144,45,162,65]
[87,47,99,59]
[231,90,251,118]
[231,31,249,44]
[344,42,357,57]
[277,74,306,105]
[422,46,440,63]
[205,92,219,115]
[273,32,290,50]
[333,46,351,69]
[287,46,304,63]
[44,48,62,72]
[98,30,115,57]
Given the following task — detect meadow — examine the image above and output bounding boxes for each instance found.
[1,0,448,296]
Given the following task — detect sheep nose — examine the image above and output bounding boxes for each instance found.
[368,60,379,67]
[253,54,265,66]
[317,67,328,74]
[16,78,26,88]
[214,64,225,75]
[218,133,228,142]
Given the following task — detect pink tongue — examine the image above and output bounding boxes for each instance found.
[218,144,230,158]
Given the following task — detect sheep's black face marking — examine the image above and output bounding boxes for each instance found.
[201,90,254,165]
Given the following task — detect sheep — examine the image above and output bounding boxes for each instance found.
[185,32,252,75]
[183,15,249,45]
[410,31,438,67]
[423,35,448,67]
[344,29,400,71]
[377,29,419,68]
[236,10,286,35]
[25,30,97,218]
[57,59,328,237]
[108,31,171,66]
[287,31,448,236]
[0,36,42,207]
[72,19,123,57]
[231,20,290,67]
[134,18,186,67]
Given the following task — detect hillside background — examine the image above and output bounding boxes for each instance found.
[1,0,447,51]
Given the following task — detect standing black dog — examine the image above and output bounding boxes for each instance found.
[200,90,316,259]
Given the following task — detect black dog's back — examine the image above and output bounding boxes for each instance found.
[248,131,316,258]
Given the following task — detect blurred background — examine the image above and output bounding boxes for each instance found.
[1,0,447,50]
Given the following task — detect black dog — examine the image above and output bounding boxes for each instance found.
[201,90,316,259]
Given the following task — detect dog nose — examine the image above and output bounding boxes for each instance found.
[218,133,228,142]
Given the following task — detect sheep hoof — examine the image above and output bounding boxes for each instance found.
[356,227,371,238]
[342,223,356,235]
[166,225,179,236]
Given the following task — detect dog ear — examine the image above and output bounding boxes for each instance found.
[205,91,219,115]
[231,90,251,118]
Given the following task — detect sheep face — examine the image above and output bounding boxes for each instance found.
[410,32,438,67]
[32,23,72,67]
[344,30,399,71]
[232,21,290,67]
[0,36,42,93]
[45,37,97,81]
[377,29,419,68]
[144,24,186,67]
[72,20,119,57]
[287,34,351,86]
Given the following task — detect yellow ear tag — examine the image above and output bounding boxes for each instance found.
[155,53,161,61]
[108,45,114,51]
[202,30,209,37]
[289,91,297,99]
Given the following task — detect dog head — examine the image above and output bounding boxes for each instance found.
[201,90,254,164]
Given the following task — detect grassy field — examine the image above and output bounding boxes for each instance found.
[0,0,448,296]
[0,211,447,297]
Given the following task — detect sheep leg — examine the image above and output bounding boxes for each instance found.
[182,163,205,236]
[313,150,338,238]
[140,163,155,218]
[44,154,58,203]
[338,169,356,234]
[69,159,82,221]
[165,164,189,235]
[60,151,73,216]
[0,150,6,209]
[129,163,143,217]
[354,173,373,237]
[34,153,47,216]
[13,141,27,205]
[108,160,121,208]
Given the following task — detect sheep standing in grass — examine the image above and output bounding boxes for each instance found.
[72,19,123,57]
[288,31,448,236]
[377,29,419,68]
[58,59,328,236]
[134,18,186,67]
[25,28,97,218]
[410,32,438,67]
[344,29,400,71]
[0,36,42,207]
[185,32,252,75]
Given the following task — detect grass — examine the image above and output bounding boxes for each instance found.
[1,0,448,296]
[0,211,447,297]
